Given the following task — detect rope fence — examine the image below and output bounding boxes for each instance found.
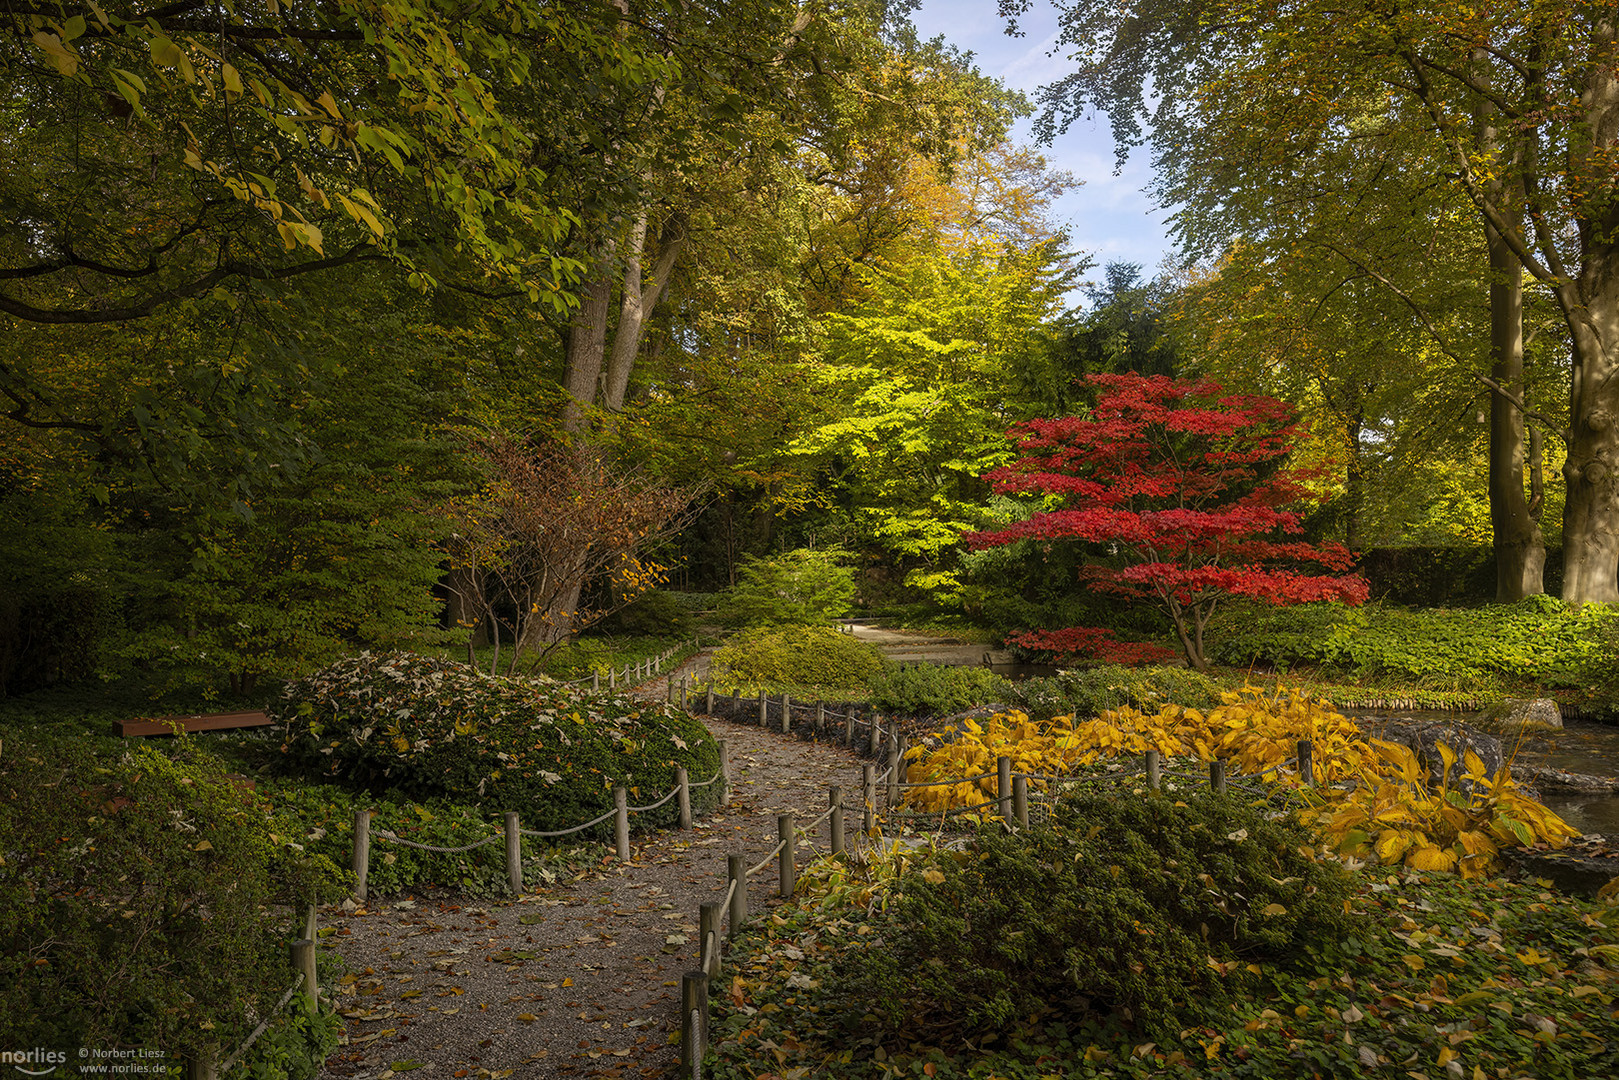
[349,751,731,904]
[184,906,318,1079]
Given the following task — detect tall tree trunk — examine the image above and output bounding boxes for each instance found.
[1557,22,1619,604]
[1474,51,1546,602]
[603,209,685,412]
[1560,255,1619,604]
[562,239,615,435]
[1485,228,1546,600]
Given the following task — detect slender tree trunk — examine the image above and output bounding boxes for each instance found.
[1343,406,1366,552]
[1485,227,1546,600]
[444,565,489,646]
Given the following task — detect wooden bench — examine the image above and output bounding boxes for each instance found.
[117,711,274,737]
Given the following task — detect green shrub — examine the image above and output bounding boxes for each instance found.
[829,792,1355,1040]
[0,733,345,1067]
[708,625,886,696]
[1009,664,1225,721]
[716,549,857,627]
[866,664,1012,717]
[1210,599,1619,694]
[273,651,721,833]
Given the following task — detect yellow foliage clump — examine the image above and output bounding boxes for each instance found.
[901,711,1100,814]
[901,685,1576,877]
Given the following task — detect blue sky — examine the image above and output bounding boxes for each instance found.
[908,1,1174,302]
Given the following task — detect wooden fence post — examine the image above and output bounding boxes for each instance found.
[1013,774,1029,829]
[504,811,523,897]
[1297,739,1314,786]
[730,688,740,717]
[610,668,617,690]
[592,671,600,693]
[781,693,791,734]
[757,691,767,727]
[677,767,692,829]
[184,1054,218,1080]
[844,710,855,746]
[699,901,723,978]
[1145,749,1162,793]
[718,739,731,807]
[829,786,845,855]
[352,809,371,905]
[613,787,631,862]
[727,854,747,937]
[886,735,901,808]
[680,680,689,710]
[289,935,317,1010]
[868,714,881,756]
[997,756,1013,822]
[777,813,796,897]
[705,685,715,715]
[815,701,825,735]
[862,764,876,834]
[1209,760,1227,794]
[680,971,709,1075]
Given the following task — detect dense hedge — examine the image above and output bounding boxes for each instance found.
[1208,598,1619,702]
[866,663,1012,717]
[273,651,721,833]
[708,625,887,696]
[0,733,344,1072]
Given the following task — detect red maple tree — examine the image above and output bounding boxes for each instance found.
[968,374,1368,672]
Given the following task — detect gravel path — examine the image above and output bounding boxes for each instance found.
[316,661,870,1080]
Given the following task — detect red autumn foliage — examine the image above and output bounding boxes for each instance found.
[1005,627,1180,666]
[968,374,1368,672]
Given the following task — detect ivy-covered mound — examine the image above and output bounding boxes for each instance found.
[274,652,721,833]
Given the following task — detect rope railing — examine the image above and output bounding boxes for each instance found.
[372,830,502,853]
[626,787,682,814]
[214,973,306,1075]
[518,806,621,839]
[348,756,730,904]
[746,840,788,879]
[185,907,319,1078]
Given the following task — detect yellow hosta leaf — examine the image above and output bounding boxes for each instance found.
[1407,846,1457,873]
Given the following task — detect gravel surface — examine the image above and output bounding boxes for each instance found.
[315,670,871,1080]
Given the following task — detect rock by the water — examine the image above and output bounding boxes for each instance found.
[1372,719,1505,795]
[1475,697,1563,733]
[1511,764,1619,796]
[1502,846,1619,899]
